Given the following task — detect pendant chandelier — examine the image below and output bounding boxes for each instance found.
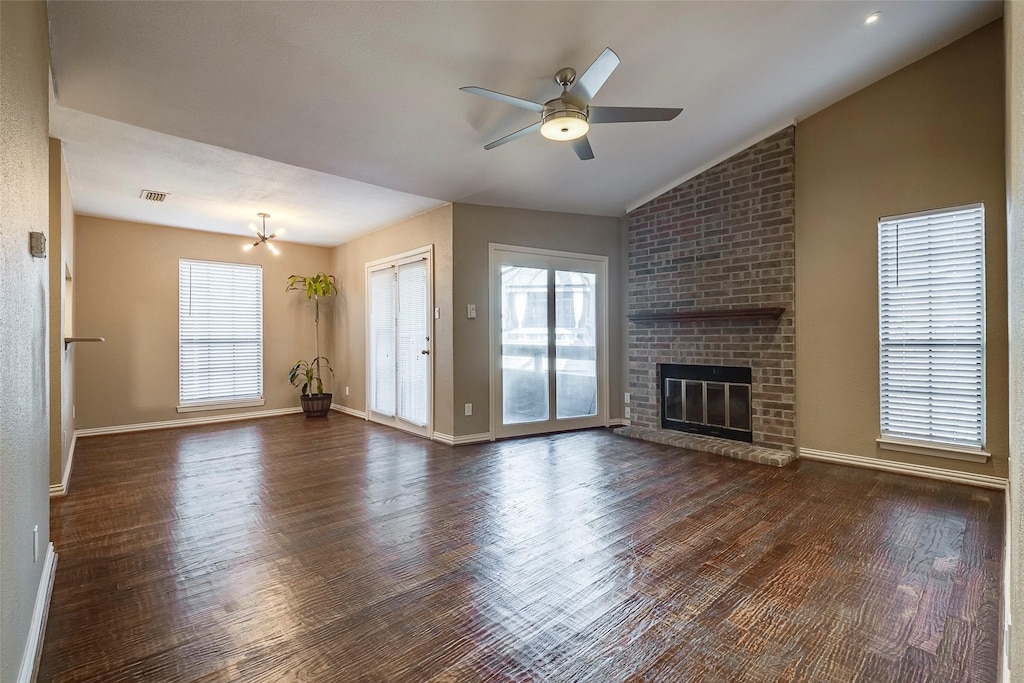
[243,212,281,255]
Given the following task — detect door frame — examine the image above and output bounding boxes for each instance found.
[488,243,609,439]
[365,244,434,439]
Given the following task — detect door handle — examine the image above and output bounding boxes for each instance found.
[421,349,430,355]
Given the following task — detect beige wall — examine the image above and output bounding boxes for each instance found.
[0,1,52,680]
[452,203,626,436]
[796,20,1008,477]
[74,216,333,429]
[48,138,75,487]
[330,205,455,437]
[1005,0,1023,669]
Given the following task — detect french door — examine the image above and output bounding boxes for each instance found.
[490,244,608,438]
[366,246,432,438]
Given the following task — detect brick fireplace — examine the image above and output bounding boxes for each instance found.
[624,127,796,456]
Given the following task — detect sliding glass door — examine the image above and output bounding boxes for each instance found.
[491,245,607,438]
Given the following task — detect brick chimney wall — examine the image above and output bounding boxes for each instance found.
[626,126,796,452]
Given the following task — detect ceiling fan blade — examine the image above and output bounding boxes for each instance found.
[568,47,620,105]
[484,121,543,150]
[571,135,595,161]
[460,86,546,113]
[589,106,683,124]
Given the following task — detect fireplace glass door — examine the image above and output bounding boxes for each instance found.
[660,364,753,442]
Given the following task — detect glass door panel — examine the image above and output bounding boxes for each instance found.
[397,260,428,427]
[501,265,549,425]
[369,268,396,417]
[555,270,597,419]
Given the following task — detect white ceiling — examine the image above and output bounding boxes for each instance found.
[47,0,1002,246]
[48,106,446,247]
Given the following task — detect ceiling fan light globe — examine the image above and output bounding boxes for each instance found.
[540,110,589,141]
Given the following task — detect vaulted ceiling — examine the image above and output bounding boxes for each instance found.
[47,1,1002,246]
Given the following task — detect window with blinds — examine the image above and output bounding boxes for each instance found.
[878,204,985,450]
[179,259,264,409]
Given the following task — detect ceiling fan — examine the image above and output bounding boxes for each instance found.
[460,47,682,161]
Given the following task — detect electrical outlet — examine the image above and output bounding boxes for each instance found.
[33,525,39,562]
[345,386,350,396]
[464,403,473,416]
[624,392,630,404]
[625,407,631,419]
[434,307,440,319]
[467,304,476,319]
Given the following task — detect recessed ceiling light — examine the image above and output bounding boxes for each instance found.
[865,11,881,25]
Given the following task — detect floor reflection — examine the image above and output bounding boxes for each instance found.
[471,435,624,650]
[362,436,428,571]
[169,425,300,653]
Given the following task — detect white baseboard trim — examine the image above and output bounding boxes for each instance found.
[432,431,492,446]
[330,403,367,420]
[17,542,57,683]
[609,418,631,427]
[49,432,77,497]
[75,407,303,438]
[799,447,1008,490]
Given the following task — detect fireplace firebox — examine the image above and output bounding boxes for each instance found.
[660,364,753,443]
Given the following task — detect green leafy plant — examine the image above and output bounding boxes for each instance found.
[288,357,332,396]
[286,272,338,396]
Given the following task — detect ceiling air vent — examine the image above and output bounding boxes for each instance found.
[140,189,170,202]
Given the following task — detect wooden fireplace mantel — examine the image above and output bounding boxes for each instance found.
[627,306,785,322]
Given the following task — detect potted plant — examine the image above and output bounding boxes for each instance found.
[286,272,338,417]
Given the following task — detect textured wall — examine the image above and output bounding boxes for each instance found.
[0,1,52,679]
[74,216,333,429]
[796,20,1007,478]
[626,127,796,453]
[1006,0,1023,672]
[452,203,626,437]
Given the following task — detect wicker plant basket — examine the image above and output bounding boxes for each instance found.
[300,393,332,418]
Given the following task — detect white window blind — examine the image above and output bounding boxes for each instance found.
[878,204,985,449]
[397,260,428,427]
[369,267,396,417]
[179,259,263,407]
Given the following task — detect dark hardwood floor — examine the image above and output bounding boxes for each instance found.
[39,414,1003,682]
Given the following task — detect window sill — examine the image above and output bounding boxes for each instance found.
[876,437,990,463]
[177,398,265,414]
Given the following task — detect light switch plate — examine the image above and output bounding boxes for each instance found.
[29,231,46,258]
[467,304,476,319]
